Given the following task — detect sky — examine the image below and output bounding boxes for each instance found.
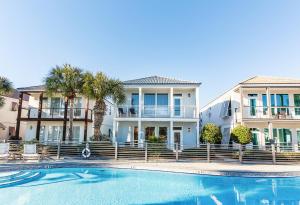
[0,0,300,107]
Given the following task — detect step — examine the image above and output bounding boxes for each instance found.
[0,172,42,188]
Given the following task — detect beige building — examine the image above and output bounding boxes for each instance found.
[0,90,29,140]
[200,76,300,147]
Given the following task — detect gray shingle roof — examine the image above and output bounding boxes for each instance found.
[123,76,200,85]
[17,85,45,92]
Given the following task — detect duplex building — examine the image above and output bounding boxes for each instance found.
[16,85,114,143]
[200,76,300,147]
[113,76,201,149]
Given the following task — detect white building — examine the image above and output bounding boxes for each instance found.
[200,76,300,147]
[0,90,29,140]
[16,85,114,143]
[113,76,201,149]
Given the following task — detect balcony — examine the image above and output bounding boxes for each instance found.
[20,107,93,121]
[241,106,300,120]
[116,105,197,118]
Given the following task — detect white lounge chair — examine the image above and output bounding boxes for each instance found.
[0,143,10,160]
[22,144,40,161]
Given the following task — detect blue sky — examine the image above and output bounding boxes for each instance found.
[0,0,300,106]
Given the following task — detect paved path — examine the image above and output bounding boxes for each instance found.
[1,159,300,177]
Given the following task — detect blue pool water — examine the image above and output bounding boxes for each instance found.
[0,168,300,205]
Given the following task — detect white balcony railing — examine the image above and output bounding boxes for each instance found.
[241,106,300,120]
[116,105,197,118]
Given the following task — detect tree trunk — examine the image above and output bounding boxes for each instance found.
[68,98,74,142]
[94,99,106,141]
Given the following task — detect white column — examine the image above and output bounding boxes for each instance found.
[155,125,159,138]
[268,122,273,141]
[291,129,298,146]
[266,87,271,118]
[170,87,174,118]
[112,120,117,143]
[127,126,132,142]
[196,120,200,147]
[239,87,244,125]
[170,120,174,148]
[195,87,200,118]
[138,120,142,142]
[139,87,142,118]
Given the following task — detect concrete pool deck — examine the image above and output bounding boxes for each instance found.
[1,159,300,177]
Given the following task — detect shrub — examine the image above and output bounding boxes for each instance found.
[230,125,252,145]
[200,123,222,144]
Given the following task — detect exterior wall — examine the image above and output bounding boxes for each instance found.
[200,88,240,142]
[0,96,29,140]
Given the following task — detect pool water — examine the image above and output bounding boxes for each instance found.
[0,168,299,205]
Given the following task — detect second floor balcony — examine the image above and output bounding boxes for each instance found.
[116,105,198,119]
[241,106,300,120]
[20,107,93,121]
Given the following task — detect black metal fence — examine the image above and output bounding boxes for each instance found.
[3,140,300,164]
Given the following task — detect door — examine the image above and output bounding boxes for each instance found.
[174,131,181,149]
[249,97,257,117]
[133,126,138,142]
[174,97,182,117]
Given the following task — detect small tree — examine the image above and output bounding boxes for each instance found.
[200,123,222,144]
[0,77,13,108]
[230,125,252,145]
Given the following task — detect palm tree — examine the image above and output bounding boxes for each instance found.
[83,72,125,141]
[0,77,13,108]
[44,64,84,141]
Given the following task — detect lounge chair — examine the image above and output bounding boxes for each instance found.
[118,108,125,117]
[22,144,40,161]
[0,143,10,161]
[129,107,136,116]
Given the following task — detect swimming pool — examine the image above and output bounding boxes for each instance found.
[0,167,299,205]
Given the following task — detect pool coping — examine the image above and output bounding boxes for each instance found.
[1,161,300,177]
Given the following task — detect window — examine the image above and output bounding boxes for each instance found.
[145,127,155,140]
[294,94,300,115]
[250,128,259,145]
[262,94,268,115]
[220,99,231,118]
[131,93,139,106]
[50,97,63,116]
[74,97,82,117]
[11,102,18,111]
[297,130,300,145]
[144,94,155,106]
[173,127,182,131]
[276,94,289,115]
[48,126,63,142]
[159,127,167,142]
[157,94,168,106]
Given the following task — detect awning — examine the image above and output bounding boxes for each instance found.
[0,122,6,130]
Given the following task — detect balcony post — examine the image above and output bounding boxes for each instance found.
[139,87,142,118]
[84,98,89,142]
[195,87,200,118]
[36,92,44,141]
[62,98,69,141]
[15,92,24,139]
[138,120,143,147]
[271,144,276,164]
[268,122,273,142]
[170,88,174,117]
[266,87,271,118]
[239,87,244,124]
[196,121,200,147]
[170,120,174,149]
[207,143,210,163]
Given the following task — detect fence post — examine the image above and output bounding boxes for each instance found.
[207,143,210,163]
[57,138,61,159]
[239,144,243,163]
[175,143,179,161]
[115,142,118,160]
[145,142,148,162]
[294,144,298,152]
[272,144,276,165]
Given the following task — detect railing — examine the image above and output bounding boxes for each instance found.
[4,140,300,164]
[116,105,197,118]
[21,108,93,120]
[241,106,300,120]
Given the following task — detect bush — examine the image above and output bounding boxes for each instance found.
[148,135,165,143]
[200,123,222,144]
[230,125,252,145]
